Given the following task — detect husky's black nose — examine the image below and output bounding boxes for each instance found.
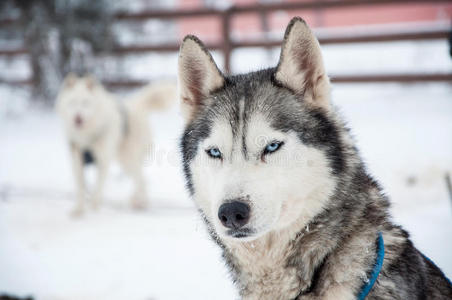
[218,201,250,229]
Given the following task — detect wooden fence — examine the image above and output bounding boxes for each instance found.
[0,0,451,89]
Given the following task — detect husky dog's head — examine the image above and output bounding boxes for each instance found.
[179,18,346,242]
[56,74,113,140]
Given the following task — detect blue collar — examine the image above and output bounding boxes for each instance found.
[357,232,385,300]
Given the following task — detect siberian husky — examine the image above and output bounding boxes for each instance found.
[178,17,452,299]
[56,75,176,216]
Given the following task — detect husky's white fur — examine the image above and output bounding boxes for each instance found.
[56,75,176,216]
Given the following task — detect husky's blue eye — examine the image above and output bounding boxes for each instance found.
[206,147,222,159]
[264,141,283,155]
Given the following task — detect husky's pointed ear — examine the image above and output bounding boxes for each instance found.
[178,35,224,121]
[62,73,78,89]
[275,17,330,108]
[84,75,100,91]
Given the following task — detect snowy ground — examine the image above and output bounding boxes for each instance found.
[0,82,451,300]
[0,105,239,300]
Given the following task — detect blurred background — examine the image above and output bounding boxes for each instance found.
[0,0,451,299]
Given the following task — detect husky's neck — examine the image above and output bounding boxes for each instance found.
[221,214,333,299]
[218,167,384,299]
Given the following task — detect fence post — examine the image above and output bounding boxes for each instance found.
[222,8,232,74]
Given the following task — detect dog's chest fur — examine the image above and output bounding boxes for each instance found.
[223,226,330,300]
[229,239,300,299]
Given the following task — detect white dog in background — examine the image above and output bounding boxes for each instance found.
[56,74,176,216]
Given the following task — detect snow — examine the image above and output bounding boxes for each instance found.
[0,199,236,300]
[0,107,238,300]
[1,82,451,299]
[1,39,452,299]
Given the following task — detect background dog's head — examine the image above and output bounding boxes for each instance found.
[56,74,112,137]
[179,18,345,242]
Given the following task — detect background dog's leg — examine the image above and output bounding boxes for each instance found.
[91,154,111,210]
[130,167,147,210]
[121,157,148,210]
[70,144,85,217]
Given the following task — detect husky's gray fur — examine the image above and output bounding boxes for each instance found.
[178,17,452,299]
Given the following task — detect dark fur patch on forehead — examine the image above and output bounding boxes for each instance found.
[233,69,344,174]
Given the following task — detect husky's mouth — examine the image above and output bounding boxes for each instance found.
[226,228,254,239]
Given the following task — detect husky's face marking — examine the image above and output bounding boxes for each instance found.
[179,20,341,241]
[184,87,336,241]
